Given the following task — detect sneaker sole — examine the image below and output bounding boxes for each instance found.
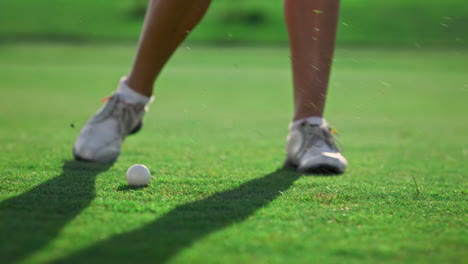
[283,159,345,175]
[129,121,143,135]
[298,164,344,175]
[283,159,298,169]
[72,147,93,162]
[72,147,117,163]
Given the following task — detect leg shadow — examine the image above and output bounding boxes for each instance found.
[0,160,112,264]
[56,168,301,263]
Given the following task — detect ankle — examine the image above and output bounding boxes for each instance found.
[125,76,153,97]
[292,116,327,127]
[118,77,152,105]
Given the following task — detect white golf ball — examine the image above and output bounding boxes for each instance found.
[126,164,151,186]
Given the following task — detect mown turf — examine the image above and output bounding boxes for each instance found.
[0,44,467,263]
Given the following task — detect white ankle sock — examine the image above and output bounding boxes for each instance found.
[292,116,327,127]
[117,77,151,105]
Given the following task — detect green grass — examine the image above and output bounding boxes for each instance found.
[0,0,467,46]
[0,43,467,263]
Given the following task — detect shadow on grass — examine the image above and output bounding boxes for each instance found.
[117,184,148,191]
[0,160,113,264]
[54,168,301,263]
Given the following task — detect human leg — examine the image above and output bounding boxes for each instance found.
[284,0,340,120]
[283,0,347,173]
[73,0,211,162]
[127,0,212,97]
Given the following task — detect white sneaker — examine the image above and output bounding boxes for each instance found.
[73,93,149,162]
[284,121,347,174]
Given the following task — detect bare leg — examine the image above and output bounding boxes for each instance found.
[126,0,212,97]
[284,0,340,121]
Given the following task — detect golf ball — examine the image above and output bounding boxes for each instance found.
[126,164,151,186]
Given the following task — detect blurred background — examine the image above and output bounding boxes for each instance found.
[0,0,466,46]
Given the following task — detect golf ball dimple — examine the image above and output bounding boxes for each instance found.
[126,164,151,186]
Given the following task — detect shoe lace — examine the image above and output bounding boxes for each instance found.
[99,94,144,134]
[325,126,346,152]
[302,123,340,152]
